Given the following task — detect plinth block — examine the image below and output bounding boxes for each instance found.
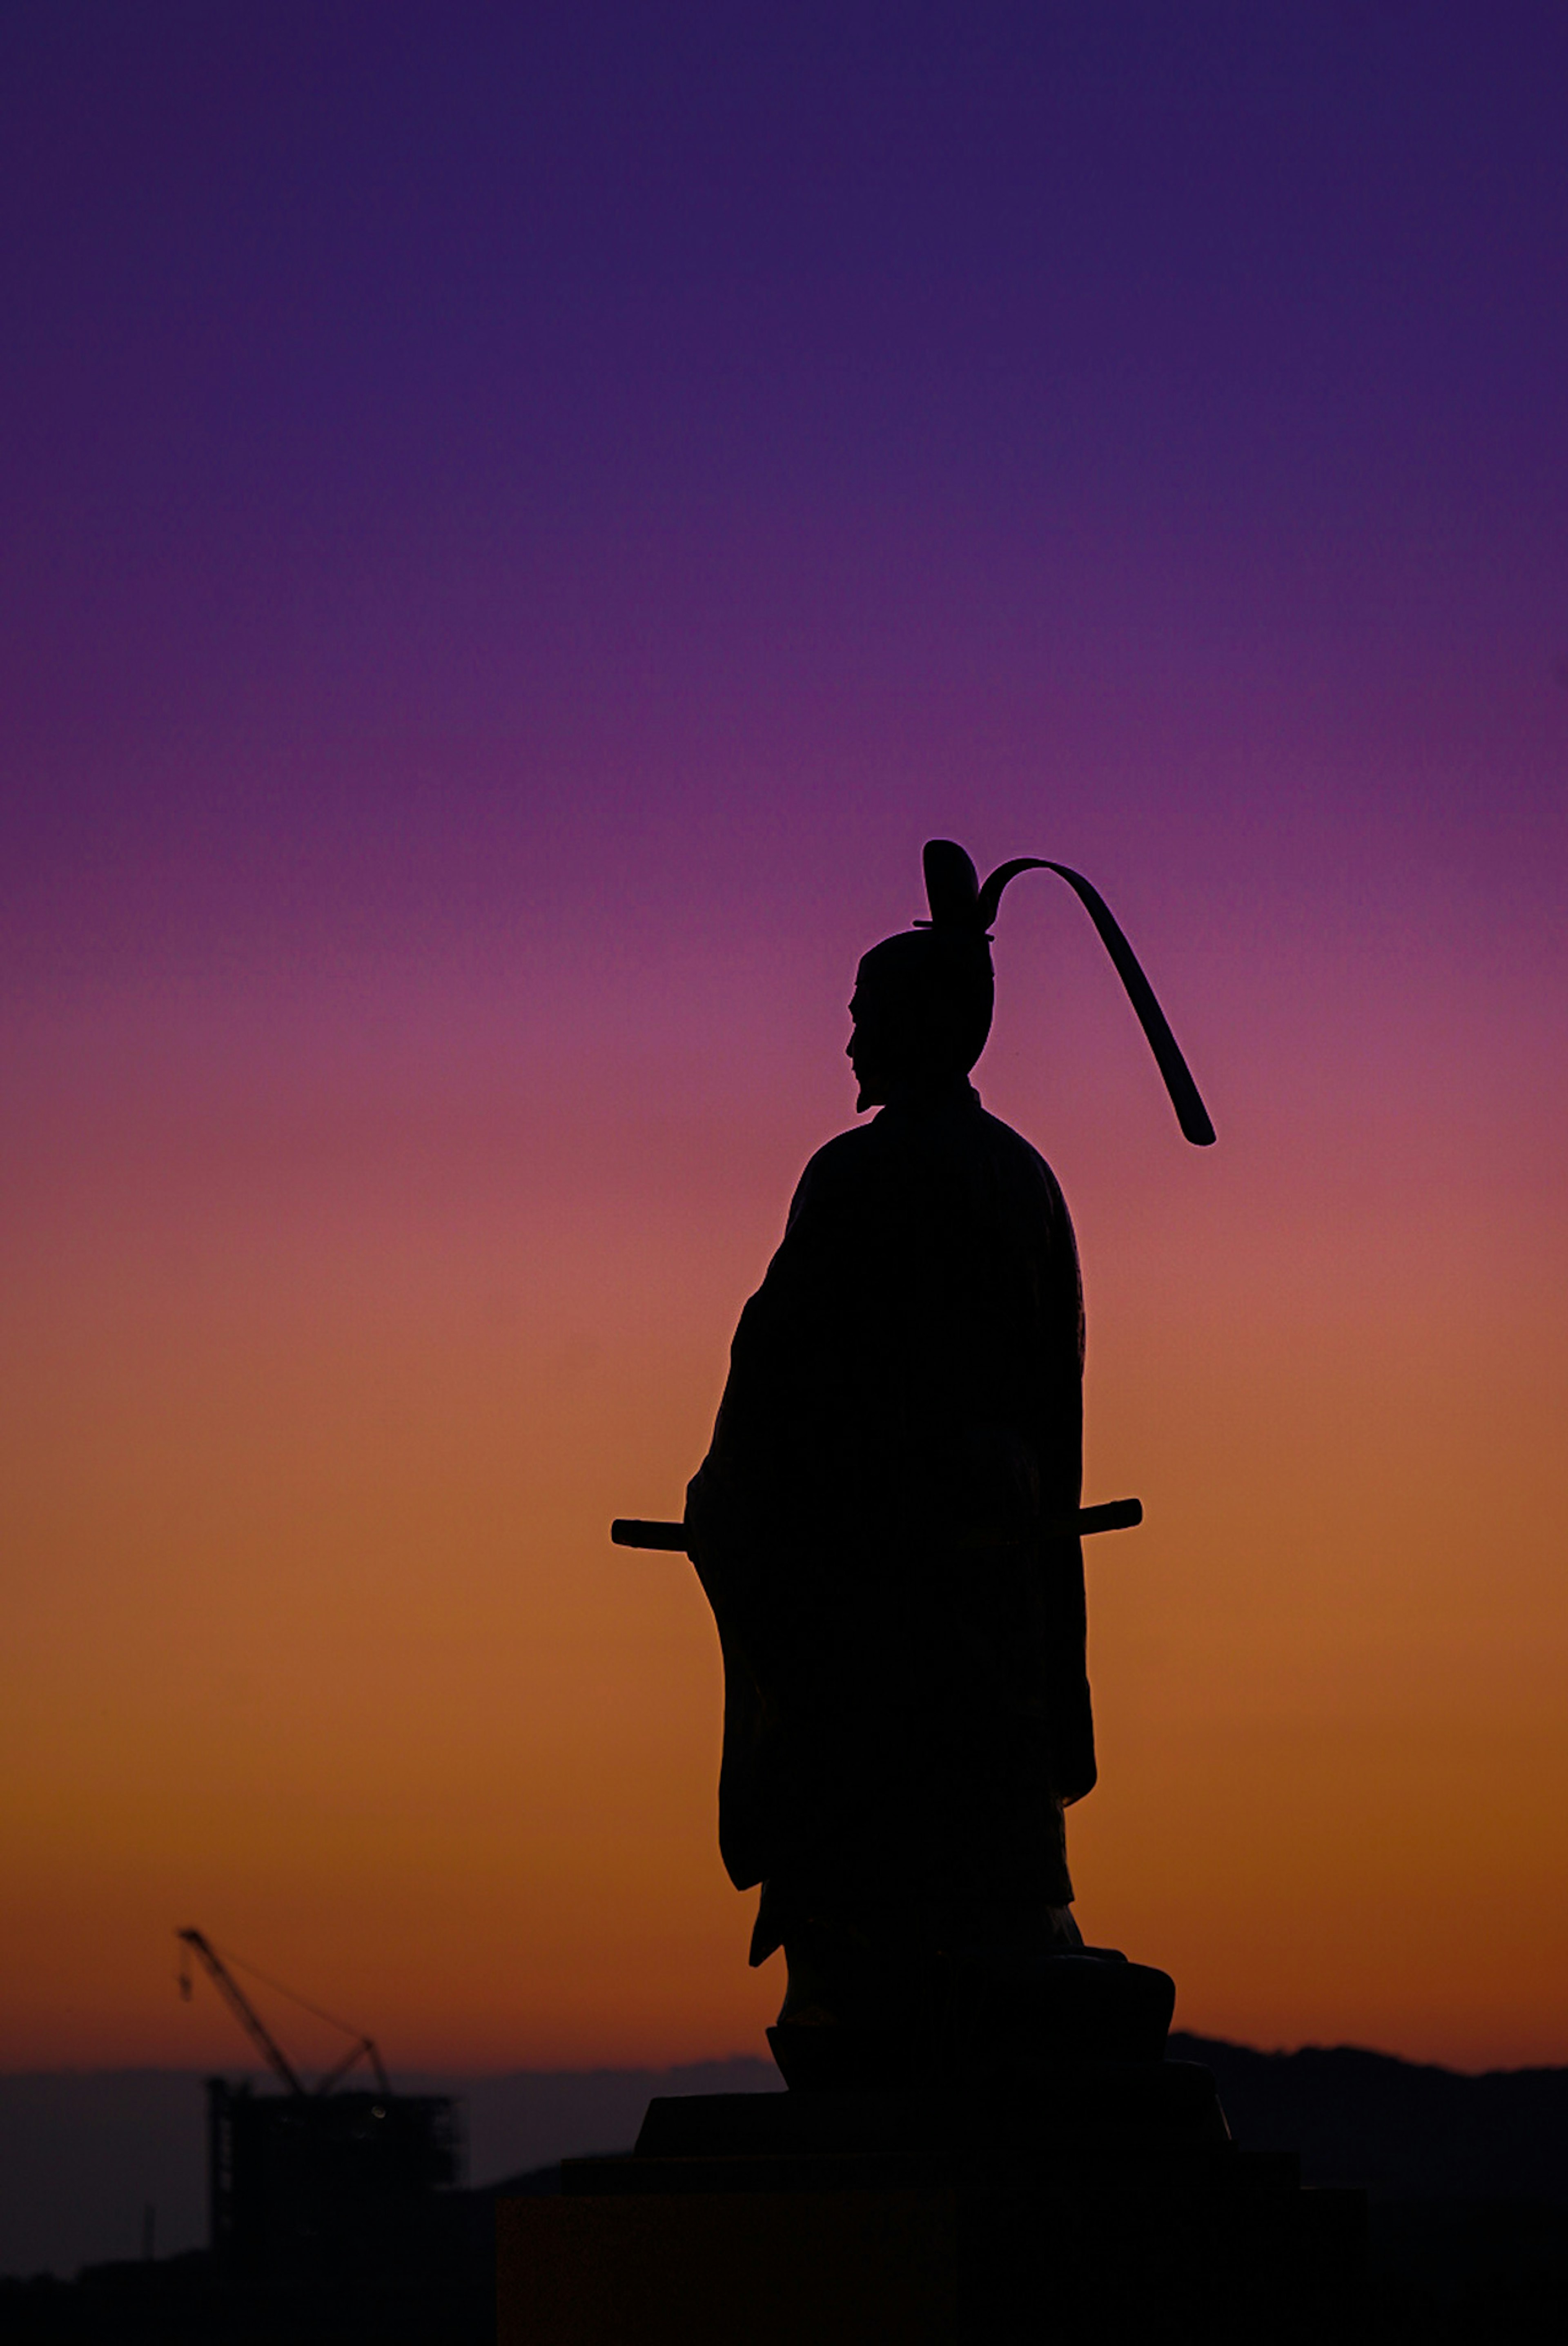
[497,2070,1365,2345]
[499,2191,956,2346]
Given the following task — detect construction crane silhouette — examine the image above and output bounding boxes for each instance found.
[176,1927,390,2095]
[175,1927,457,2283]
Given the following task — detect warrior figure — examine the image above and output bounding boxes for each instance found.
[683,842,1211,2053]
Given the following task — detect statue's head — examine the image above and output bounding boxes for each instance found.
[848,840,1217,1145]
[847,844,996,1108]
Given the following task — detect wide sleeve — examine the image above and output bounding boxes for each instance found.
[682,1145,862,1888]
[1036,1165,1096,1805]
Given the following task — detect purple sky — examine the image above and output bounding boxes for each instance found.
[5,3,1565,978]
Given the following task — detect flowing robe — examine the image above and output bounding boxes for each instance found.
[685,1080,1093,1964]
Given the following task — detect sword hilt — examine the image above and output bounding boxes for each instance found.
[610,1498,1142,1554]
[610,1518,693,1551]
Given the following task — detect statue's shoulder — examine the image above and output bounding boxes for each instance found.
[784,1124,880,1226]
[787,1103,1069,1228]
[803,1125,877,1177]
[971,1104,1072,1214]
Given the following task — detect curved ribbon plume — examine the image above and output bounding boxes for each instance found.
[976,856,1215,1146]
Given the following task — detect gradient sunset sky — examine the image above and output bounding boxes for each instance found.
[3,3,1565,2077]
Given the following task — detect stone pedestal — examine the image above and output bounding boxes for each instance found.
[497,2064,1365,2344]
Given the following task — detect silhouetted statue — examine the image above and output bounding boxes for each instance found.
[682,842,1212,2070]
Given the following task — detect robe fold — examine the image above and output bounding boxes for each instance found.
[685,1080,1092,1963]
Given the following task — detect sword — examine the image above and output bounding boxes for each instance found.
[610,1497,1142,1553]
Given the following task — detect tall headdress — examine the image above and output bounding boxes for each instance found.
[916,839,1215,1145]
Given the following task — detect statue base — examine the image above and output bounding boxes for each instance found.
[497,2065,1365,2344]
[768,1946,1178,2087]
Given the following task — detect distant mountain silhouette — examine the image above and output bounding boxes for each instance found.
[4,2041,1565,2280]
[1171,2033,1568,2202]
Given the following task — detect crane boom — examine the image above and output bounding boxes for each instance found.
[177,1928,305,2096]
[317,2033,391,2096]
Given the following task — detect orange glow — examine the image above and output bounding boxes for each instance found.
[1,930,1564,2076]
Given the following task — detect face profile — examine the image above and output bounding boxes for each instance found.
[845,980,900,1111]
[845,925,991,1114]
